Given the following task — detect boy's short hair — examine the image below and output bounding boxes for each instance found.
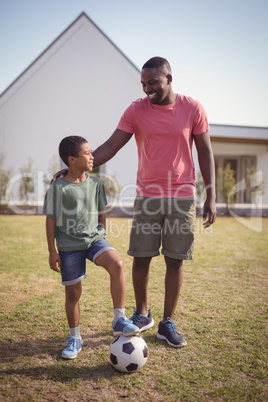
[59,136,88,166]
[142,57,172,74]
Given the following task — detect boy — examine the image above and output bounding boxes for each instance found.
[43,135,139,359]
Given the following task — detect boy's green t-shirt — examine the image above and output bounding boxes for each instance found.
[43,175,107,252]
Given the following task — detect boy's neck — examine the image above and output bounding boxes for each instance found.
[64,169,87,183]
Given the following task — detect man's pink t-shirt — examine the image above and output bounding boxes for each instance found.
[117,95,209,198]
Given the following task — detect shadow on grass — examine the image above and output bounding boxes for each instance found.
[0,331,111,362]
[0,363,120,382]
[0,333,133,381]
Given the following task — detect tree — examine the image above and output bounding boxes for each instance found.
[245,166,265,201]
[195,171,206,215]
[218,163,236,210]
[93,172,122,202]
[19,158,35,202]
[43,154,60,190]
[0,153,13,205]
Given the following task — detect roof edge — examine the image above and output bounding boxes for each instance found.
[210,123,268,130]
[211,136,268,145]
[0,11,140,98]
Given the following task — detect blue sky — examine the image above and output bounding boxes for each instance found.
[0,0,268,127]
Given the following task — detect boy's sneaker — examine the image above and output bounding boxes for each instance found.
[157,317,187,348]
[62,336,84,359]
[130,308,155,332]
[113,316,140,337]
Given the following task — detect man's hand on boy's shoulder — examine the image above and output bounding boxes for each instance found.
[50,169,68,185]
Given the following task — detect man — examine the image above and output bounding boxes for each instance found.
[92,57,215,347]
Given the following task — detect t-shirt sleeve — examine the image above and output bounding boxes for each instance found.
[42,184,56,218]
[117,102,135,133]
[98,181,108,211]
[192,101,210,135]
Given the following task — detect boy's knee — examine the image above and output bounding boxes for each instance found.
[113,258,124,270]
[109,258,124,275]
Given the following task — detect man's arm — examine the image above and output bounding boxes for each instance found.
[194,132,216,227]
[50,129,133,183]
[46,217,61,272]
[93,129,133,167]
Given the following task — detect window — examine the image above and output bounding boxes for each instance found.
[215,155,257,203]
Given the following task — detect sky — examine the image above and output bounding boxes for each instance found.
[0,0,268,127]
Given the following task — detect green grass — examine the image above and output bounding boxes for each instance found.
[0,215,267,401]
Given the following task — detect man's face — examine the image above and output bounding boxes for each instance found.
[141,67,171,105]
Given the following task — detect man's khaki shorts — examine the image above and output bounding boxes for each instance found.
[127,197,196,260]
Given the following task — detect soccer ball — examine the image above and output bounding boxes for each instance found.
[109,335,148,373]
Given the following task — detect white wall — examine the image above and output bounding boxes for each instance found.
[0,15,143,203]
[1,15,267,207]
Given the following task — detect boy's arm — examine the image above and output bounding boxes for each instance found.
[98,210,106,230]
[46,217,61,272]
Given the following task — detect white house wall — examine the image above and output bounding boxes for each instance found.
[1,13,267,208]
[0,14,143,203]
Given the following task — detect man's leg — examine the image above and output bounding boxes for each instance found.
[156,256,186,347]
[163,256,183,321]
[132,256,152,316]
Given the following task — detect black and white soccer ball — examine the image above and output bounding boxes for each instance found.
[109,335,148,373]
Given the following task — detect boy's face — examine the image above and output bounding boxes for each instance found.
[73,142,94,172]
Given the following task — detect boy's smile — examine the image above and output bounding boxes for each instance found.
[75,142,94,172]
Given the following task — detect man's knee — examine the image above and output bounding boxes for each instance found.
[165,256,183,270]
[133,256,152,270]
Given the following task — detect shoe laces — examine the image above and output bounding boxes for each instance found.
[64,336,80,349]
[165,318,180,334]
[132,308,142,323]
[118,315,133,324]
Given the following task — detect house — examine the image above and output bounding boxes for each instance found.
[0,12,143,211]
[0,12,267,214]
[210,124,268,207]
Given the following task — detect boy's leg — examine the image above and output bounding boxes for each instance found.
[59,249,86,359]
[95,250,125,309]
[65,282,82,329]
[62,281,84,359]
[95,249,140,336]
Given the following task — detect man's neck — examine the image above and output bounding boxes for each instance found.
[167,92,178,105]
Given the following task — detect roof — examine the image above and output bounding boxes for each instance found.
[0,12,140,98]
[210,123,268,144]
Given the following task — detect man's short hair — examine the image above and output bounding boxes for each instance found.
[142,57,172,74]
[59,135,88,166]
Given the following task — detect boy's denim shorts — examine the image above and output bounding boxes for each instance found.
[59,238,116,286]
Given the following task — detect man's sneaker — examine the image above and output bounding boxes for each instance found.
[130,308,155,332]
[157,317,187,348]
[62,336,84,359]
[113,315,140,337]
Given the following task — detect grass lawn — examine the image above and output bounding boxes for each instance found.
[0,215,267,401]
